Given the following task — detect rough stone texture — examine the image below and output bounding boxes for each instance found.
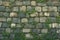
[0,0,60,40]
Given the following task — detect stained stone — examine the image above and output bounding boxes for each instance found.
[14,28,21,33]
[20,6,26,12]
[49,12,58,16]
[36,23,43,28]
[57,7,60,11]
[31,1,36,6]
[41,29,48,33]
[0,22,2,27]
[0,28,5,33]
[5,7,11,12]
[35,6,41,12]
[16,24,21,27]
[47,2,54,6]
[40,17,46,22]
[22,29,31,32]
[10,0,15,2]
[0,0,60,39]
[3,1,10,6]
[25,34,30,38]
[48,17,56,23]
[0,6,5,11]
[2,23,9,28]
[19,12,26,18]
[12,18,20,23]
[15,1,22,6]
[27,6,32,11]
[32,29,40,34]
[42,6,48,11]
[39,12,44,16]
[0,34,3,39]
[58,24,60,28]
[21,18,28,23]
[28,18,34,23]
[52,23,59,28]
[50,23,58,28]
[10,12,17,17]
[12,7,19,12]
[24,23,35,28]
[0,0,2,5]
[34,17,39,22]
[6,28,11,33]
[3,12,10,17]
[7,18,12,22]
[48,6,57,11]
[25,34,33,38]
[0,12,3,16]
[37,3,46,6]
[10,34,14,39]
[0,18,6,22]
[30,12,38,17]
[23,1,30,5]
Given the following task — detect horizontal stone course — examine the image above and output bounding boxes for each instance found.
[0,0,60,40]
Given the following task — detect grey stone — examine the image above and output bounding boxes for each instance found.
[24,23,35,28]
[23,1,30,5]
[0,28,5,33]
[10,34,15,39]
[0,18,6,22]
[0,22,2,27]
[0,0,2,5]
[28,18,34,23]
[47,2,54,6]
[48,17,56,23]
[37,3,46,6]
[0,28,5,31]
[3,12,10,17]
[49,12,58,16]
[10,0,15,2]
[32,29,40,34]
[41,29,48,33]
[15,1,22,6]
[2,23,10,28]
[0,6,5,11]
[34,17,39,22]
[12,7,19,12]
[0,12,3,16]
[12,18,20,23]
[19,12,26,18]
[36,23,43,28]
[14,28,21,33]
[16,24,21,27]
[27,6,32,11]
[5,7,11,12]
[57,7,60,11]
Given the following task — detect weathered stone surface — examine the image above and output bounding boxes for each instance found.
[0,18,6,22]
[22,29,31,32]
[0,6,5,11]
[12,18,20,23]
[31,1,36,6]
[35,6,41,12]
[20,6,26,12]
[11,23,16,28]
[21,18,28,23]
[10,12,17,17]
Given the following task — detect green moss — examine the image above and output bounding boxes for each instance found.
[14,32,26,40]
[56,17,60,23]
[26,8,36,15]
[36,0,48,3]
